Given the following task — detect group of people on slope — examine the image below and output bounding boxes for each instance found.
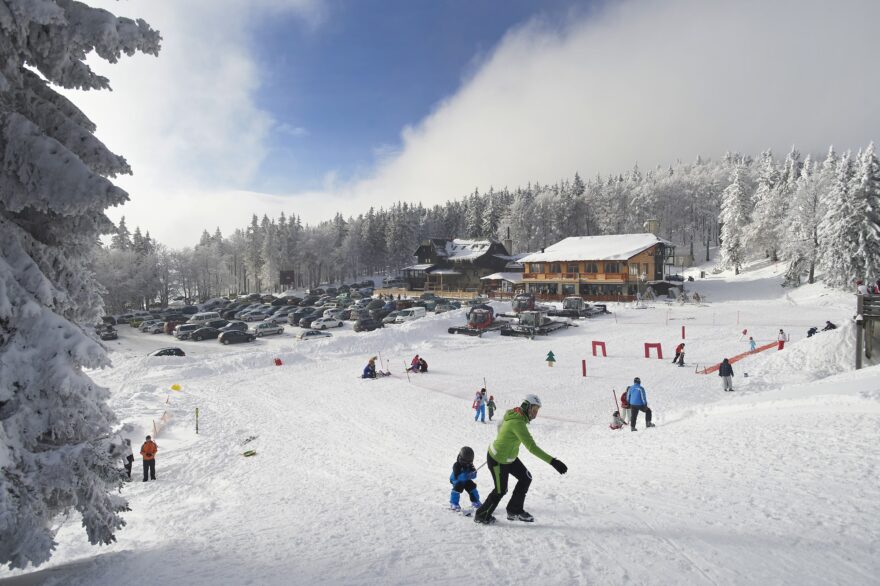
[856,279,880,295]
[362,356,391,379]
[611,377,656,431]
[472,388,496,423]
[807,321,837,337]
[407,354,428,373]
[114,435,159,482]
[451,393,568,525]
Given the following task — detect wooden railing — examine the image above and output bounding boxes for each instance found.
[521,272,628,282]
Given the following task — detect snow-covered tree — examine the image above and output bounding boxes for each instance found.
[110,216,131,250]
[850,143,880,282]
[817,152,857,287]
[747,150,783,260]
[719,164,750,274]
[781,157,820,286]
[0,1,160,569]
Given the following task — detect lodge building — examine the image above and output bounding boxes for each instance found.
[518,233,675,301]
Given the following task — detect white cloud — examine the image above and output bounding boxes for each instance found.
[74,0,880,248]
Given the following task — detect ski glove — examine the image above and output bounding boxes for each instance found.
[550,459,567,474]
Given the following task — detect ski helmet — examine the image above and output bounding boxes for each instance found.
[457,446,474,465]
[633,377,641,384]
[522,394,542,408]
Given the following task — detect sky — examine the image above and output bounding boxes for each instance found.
[72,0,880,249]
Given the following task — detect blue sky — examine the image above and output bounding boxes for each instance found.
[252,0,589,192]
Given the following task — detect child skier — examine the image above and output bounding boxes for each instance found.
[487,395,497,421]
[449,446,481,514]
[749,336,756,352]
[609,411,627,430]
[473,388,487,423]
[408,354,420,372]
[672,342,685,366]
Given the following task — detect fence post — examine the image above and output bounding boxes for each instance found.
[196,407,199,434]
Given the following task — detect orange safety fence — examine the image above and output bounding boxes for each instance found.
[698,341,777,374]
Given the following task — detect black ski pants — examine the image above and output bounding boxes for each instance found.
[630,405,652,430]
[672,351,684,365]
[475,454,531,519]
[143,459,156,481]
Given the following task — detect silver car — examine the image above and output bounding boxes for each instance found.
[251,322,283,337]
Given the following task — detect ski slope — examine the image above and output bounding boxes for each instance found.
[2,261,879,585]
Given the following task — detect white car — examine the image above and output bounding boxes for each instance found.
[139,319,163,332]
[145,322,165,334]
[311,317,343,330]
[251,322,283,337]
[322,308,345,319]
[297,329,332,340]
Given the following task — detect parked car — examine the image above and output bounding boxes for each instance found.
[434,302,453,314]
[219,321,248,332]
[164,319,188,335]
[190,327,221,341]
[173,323,200,340]
[243,309,274,322]
[147,347,186,357]
[354,318,384,332]
[370,308,391,321]
[265,309,295,324]
[99,328,118,341]
[145,322,166,334]
[297,329,332,340]
[203,318,229,330]
[338,308,353,321]
[139,319,163,332]
[251,322,284,337]
[298,314,321,329]
[382,311,400,325]
[311,317,343,330]
[666,274,685,282]
[180,305,199,315]
[322,307,345,319]
[218,330,256,345]
[395,307,427,323]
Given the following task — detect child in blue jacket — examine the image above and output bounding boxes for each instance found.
[449,446,481,513]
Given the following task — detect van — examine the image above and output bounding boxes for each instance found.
[395,307,427,323]
[188,311,221,325]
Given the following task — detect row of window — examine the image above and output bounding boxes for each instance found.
[526,283,640,296]
[528,261,650,275]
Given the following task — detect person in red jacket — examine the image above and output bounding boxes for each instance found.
[672,342,685,366]
[140,435,158,482]
[619,389,630,424]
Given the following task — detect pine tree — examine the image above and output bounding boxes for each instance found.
[747,150,783,260]
[782,157,820,286]
[110,216,131,250]
[817,152,857,287]
[851,143,880,283]
[719,164,750,274]
[0,1,160,569]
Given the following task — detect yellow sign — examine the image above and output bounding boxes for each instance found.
[171,384,181,391]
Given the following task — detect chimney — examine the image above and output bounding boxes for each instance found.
[643,218,659,235]
[504,227,513,255]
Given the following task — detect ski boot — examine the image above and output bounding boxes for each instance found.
[474,513,496,525]
[507,510,534,522]
[646,422,656,428]
[449,503,461,512]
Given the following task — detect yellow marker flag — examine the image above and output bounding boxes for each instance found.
[171,384,181,391]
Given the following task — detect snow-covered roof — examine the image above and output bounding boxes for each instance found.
[429,268,462,276]
[436,239,492,262]
[481,272,525,284]
[402,264,435,271]
[518,234,673,263]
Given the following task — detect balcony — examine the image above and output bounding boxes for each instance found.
[522,272,627,283]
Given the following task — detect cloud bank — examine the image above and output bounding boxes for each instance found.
[74,0,880,248]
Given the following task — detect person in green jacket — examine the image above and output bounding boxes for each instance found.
[473,394,567,525]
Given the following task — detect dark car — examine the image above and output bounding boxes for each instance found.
[248,293,262,301]
[370,308,391,321]
[101,316,117,326]
[338,308,352,321]
[354,318,384,332]
[180,305,199,315]
[288,307,313,325]
[366,298,385,310]
[99,328,118,341]
[219,321,248,332]
[148,347,186,357]
[218,330,256,345]
[298,314,321,329]
[205,318,229,329]
[190,327,221,341]
[381,301,397,312]
[666,274,685,282]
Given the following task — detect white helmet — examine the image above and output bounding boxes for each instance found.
[522,394,542,408]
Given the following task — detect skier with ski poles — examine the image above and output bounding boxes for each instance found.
[473,394,567,525]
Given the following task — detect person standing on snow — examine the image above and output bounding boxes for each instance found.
[719,358,735,392]
[777,329,789,351]
[749,337,757,353]
[473,388,487,423]
[672,342,685,366]
[140,435,158,482]
[123,438,134,480]
[448,446,481,513]
[627,377,655,431]
[487,395,497,421]
[473,394,567,525]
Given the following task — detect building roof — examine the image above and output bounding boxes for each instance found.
[428,239,494,261]
[518,234,673,263]
[481,272,525,284]
[429,268,462,276]
[402,264,435,271]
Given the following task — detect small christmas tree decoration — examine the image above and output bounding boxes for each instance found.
[546,351,556,367]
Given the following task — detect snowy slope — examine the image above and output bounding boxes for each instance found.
[2,265,879,585]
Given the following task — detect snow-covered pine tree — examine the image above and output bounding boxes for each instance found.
[746,150,783,261]
[110,216,131,250]
[817,152,857,287]
[719,164,750,274]
[782,156,820,286]
[850,143,880,283]
[0,0,160,569]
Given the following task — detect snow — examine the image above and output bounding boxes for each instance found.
[519,233,673,263]
[2,260,879,584]
[441,239,493,261]
[481,272,524,283]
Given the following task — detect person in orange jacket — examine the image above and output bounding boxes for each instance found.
[140,435,158,482]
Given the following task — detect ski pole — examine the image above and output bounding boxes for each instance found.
[612,388,619,412]
[404,360,410,383]
[476,461,487,471]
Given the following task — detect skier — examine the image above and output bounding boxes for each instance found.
[627,377,655,431]
[123,438,134,480]
[408,354,420,372]
[777,329,789,351]
[418,357,428,373]
[719,358,734,392]
[749,336,757,352]
[609,410,627,430]
[140,435,158,482]
[672,342,685,366]
[449,446,481,514]
[474,388,487,423]
[473,394,567,525]
[487,395,497,421]
[619,389,630,424]
[807,326,818,338]
[363,358,377,379]
[822,320,837,331]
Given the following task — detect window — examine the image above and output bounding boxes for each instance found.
[549,263,561,273]
[629,264,640,277]
[566,263,579,274]
[583,262,598,273]
[604,262,621,274]
[562,283,577,295]
[530,263,544,273]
